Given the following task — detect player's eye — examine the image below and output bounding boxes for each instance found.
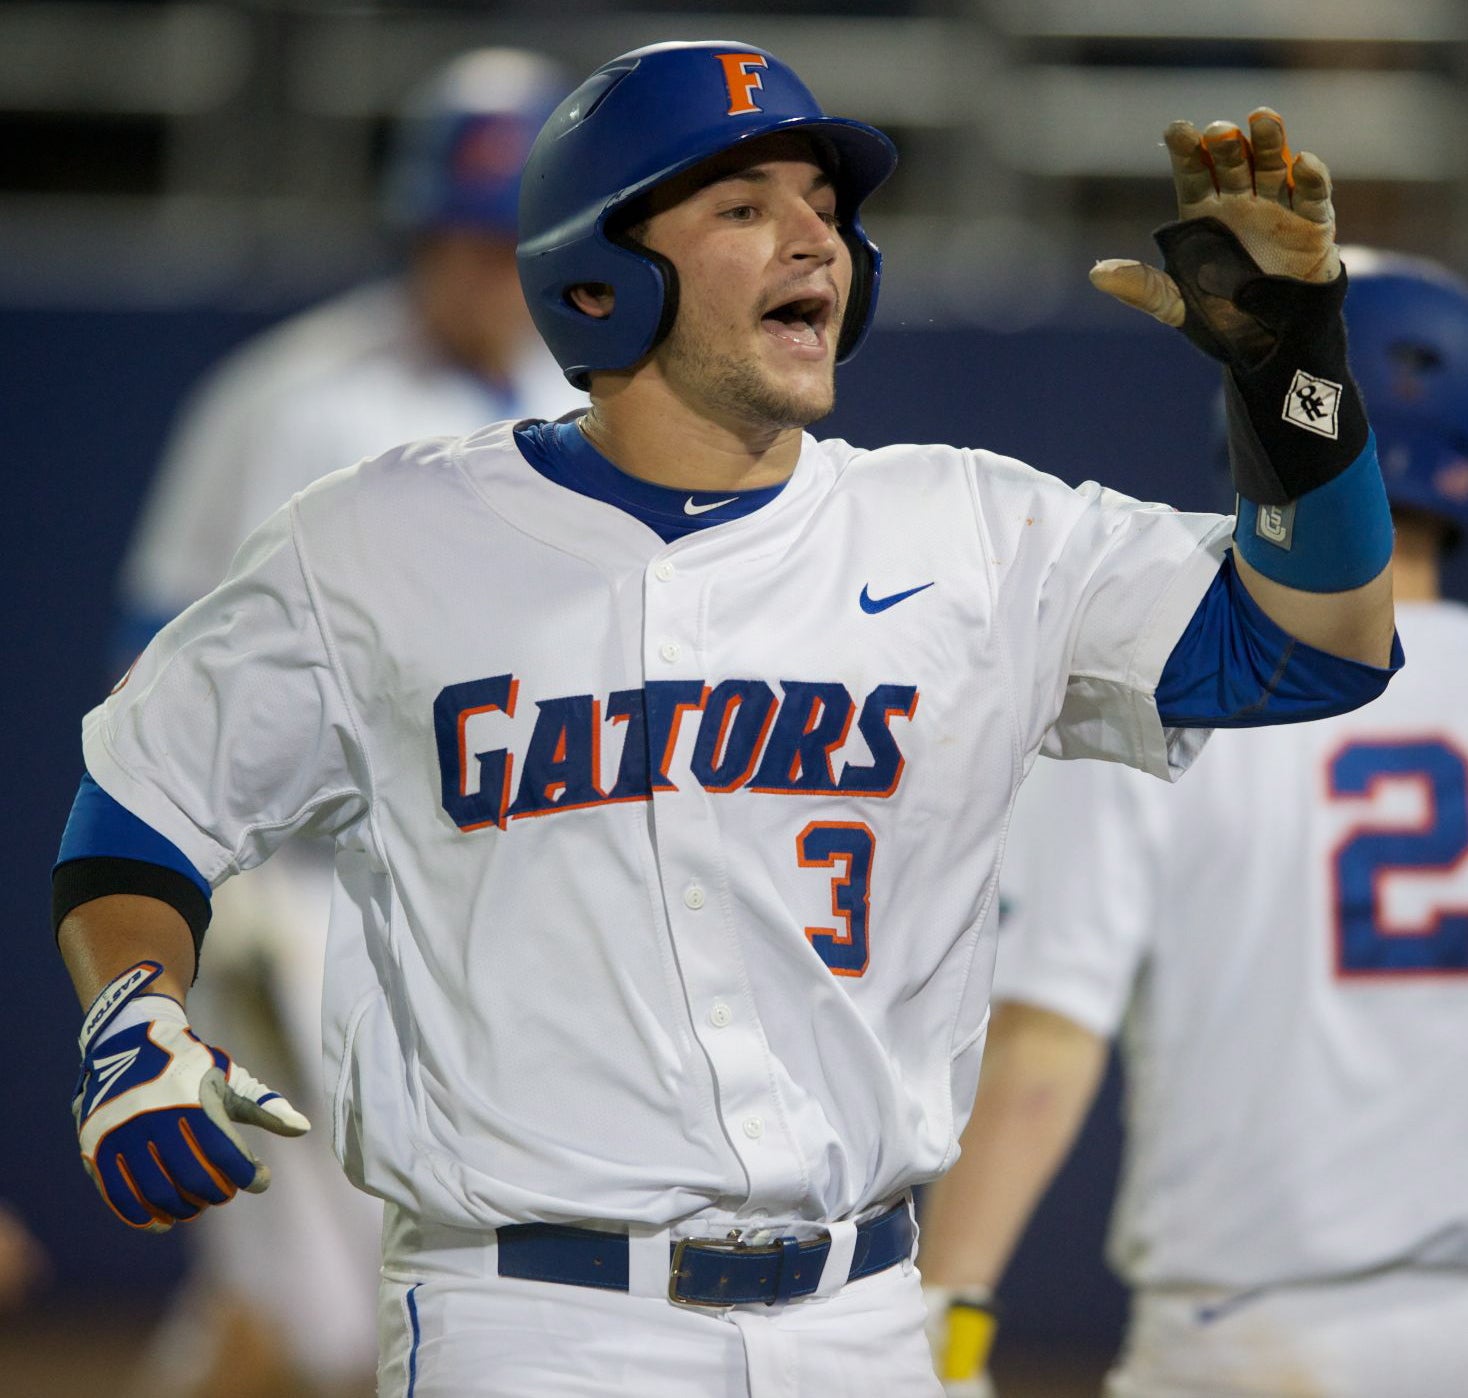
[720,203,760,221]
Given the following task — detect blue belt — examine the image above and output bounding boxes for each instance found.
[497,1198,914,1307]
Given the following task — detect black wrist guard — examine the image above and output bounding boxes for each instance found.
[1154,216,1368,505]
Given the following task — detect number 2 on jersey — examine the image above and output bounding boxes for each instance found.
[797,821,874,977]
[1330,739,1468,976]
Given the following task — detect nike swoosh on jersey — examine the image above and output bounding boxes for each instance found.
[683,496,739,516]
[859,582,935,614]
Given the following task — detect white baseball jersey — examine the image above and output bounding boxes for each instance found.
[994,600,1468,1291]
[85,421,1228,1232]
[120,277,579,619]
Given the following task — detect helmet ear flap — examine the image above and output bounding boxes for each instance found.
[627,247,681,369]
[601,218,682,376]
[552,246,680,392]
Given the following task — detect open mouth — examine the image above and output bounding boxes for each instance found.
[761,294,834,352]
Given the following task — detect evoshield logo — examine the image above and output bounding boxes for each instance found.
[1282,369,1342,439]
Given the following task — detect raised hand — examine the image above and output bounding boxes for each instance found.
[1092,109,1340,350]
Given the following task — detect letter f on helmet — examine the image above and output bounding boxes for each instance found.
[717,52,768,115]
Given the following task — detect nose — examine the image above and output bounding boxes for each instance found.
[785,201,839,264]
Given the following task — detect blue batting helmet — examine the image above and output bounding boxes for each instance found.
[381,48,568,237]
[1341,246,1468,539]
[516,40,898,389]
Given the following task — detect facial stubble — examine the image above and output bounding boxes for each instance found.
[660,295,843,432]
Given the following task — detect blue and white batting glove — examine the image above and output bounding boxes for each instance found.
[73,960,310,1232]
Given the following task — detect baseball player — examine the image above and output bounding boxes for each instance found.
[920,252,1468,1397]
[112,47,579,1398]
[54,40,1400,1397]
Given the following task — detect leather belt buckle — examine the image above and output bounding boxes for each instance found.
[667,1230,783,1308]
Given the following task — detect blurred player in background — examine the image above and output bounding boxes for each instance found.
[0,1203,48,1312]
[920,249,1468,1396]
[116,47,578,1398]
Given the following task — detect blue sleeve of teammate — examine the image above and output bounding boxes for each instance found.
[1155,553,1404,729]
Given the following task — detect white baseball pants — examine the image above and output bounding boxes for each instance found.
[1107,1269,1468,1397]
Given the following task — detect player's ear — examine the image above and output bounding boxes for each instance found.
[567,283,615,320]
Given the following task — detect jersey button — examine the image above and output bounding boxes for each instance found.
[659,641,681,663]
[709,1002,732,1028]
[684,884,706,910]
[654,561,675,582]
[742,1116,764,1140]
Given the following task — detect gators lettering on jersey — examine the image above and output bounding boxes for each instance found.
[435,677,918,828]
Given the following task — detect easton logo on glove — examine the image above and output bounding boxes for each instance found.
[80,1043,145,1116]
[73,960,310,1232]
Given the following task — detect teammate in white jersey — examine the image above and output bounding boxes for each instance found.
[55,41,1400,1397]
[920,249,1468,1397]
[113,48,578,1398]
[118,47,576,647]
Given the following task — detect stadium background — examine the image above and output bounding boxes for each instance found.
[2,2,1464,1391]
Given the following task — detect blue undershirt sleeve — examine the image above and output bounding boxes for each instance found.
[55,772,212,899]
[1155,553,1403,729]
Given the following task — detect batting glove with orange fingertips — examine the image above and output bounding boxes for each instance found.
[73,960,309,1232]
[1093,109,1368,508]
